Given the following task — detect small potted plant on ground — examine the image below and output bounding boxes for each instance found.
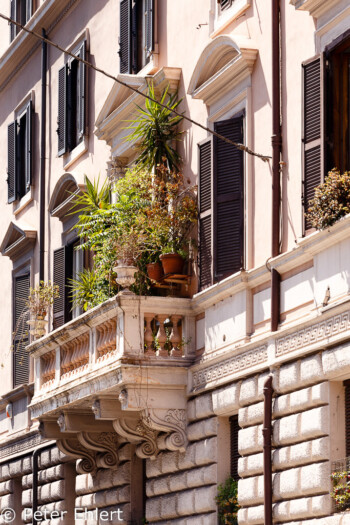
[26,281,59,339]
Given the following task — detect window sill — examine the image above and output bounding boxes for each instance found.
[211,0,251,38]
[63,136,88,171]
[136,53,159,77]
[13,188,33,216]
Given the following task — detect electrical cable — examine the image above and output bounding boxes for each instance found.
[0,11,271,162]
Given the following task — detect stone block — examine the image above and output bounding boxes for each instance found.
[239,376,258,406]
[273,392,290,416]
[277,361,300,393]
[187,464,216,488]
[194,437,217,466]
[187,399,196,422]
[274,467,300,500]
[273,413,299,446]
[310,494,332,517]
[300,353,324,384]
[289,386,310,411]
[194,394,214,420]
[188,417,217,442]
[194,485,217,513]
[239,425,260,455]
[0,465,10,482]
[146,456,162,478]
[273,437,330,471]
[178,443,195,471]
[160,494,177,519]
[168,472,186,492]
[238,477,257,504]
[257,372,271,399]
[212,382,240,415]
[311,382,330,406]
[177,489,195,516]
[246,504,264,524]
[239,402,264,428]
[160,451,179,474]
[300,462,331,496]
[300,406,329,440]
[0,480,12,497]
[322,342,350,379]
[0,493,15,510]
[273,500,291,521]
[288,497,311,519]
[238,453,263,478]
[152,476,171,495]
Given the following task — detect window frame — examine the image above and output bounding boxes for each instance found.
[12,265,31,388]
[10,0,33,42]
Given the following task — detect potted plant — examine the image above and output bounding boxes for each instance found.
[26,281,59,339]
[113,228,146,293]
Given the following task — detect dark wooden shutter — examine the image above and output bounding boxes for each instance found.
[13,274,30,387]
[303,56,323,231]
[145,0,153,60]
[199,140,212,290]
[26,0,32,22]
[119,0,131,74]
[230,415,239,480]
[53,247,69,329]
[77,40,87,141]
[214,116,244,281]
[7,121,17,203]
[220,0,233,10]
[25,100,32,192]
[57,64,68,156]
[10,0,16,42]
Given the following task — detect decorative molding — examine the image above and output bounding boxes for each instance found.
[192,345,268,390]
[276,310,350,357]
[0,433,43,460]
[0,221,36,260]
[77,432,119,470]
[57,438,97,475]
[289,0,341,18]
[113,418,159,459]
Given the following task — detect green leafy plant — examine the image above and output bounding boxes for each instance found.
[68,268,111,312]
[216,477,240,525]
[125,83,184,174]
[331,470,350,511]
[27,281,60,318]
[306,168,350,229]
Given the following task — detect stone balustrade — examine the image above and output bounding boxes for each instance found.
[29,295,195,398]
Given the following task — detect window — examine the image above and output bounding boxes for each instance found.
[7,100,32,203]
[302,34,350,231]
[119,0,153,74]
[230,415,240,480]
[219,0,234,11]
[53,241,84,330]
[10,0,32,41]
[198,114,244,291]
[57,40,87,156]
[13,272,30,387]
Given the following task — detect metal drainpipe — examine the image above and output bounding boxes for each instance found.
[32,443,55,524]
[39,28,47,282]
[271,0,282,329]
[263,375,274,525]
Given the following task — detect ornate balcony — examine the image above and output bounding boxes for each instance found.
[27,294,194,473]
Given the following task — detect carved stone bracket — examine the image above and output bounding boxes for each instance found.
[113,408,187,459]
[57,438,98,475]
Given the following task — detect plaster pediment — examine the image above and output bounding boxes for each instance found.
[49,174,85,221]
[188,35,258,106]
[0,221,36,260]
[95,67,182,157]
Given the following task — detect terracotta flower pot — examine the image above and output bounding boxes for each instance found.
[147,262,163,281]
[160,253,184,275]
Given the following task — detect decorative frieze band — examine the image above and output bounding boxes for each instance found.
[192,345,268,390]
[0,433,43,460]
[276,311,350,357]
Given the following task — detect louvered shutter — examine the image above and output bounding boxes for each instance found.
[53,247,69,329]
[145,0,153,59]
[131,0,138,73]
[7,121,17,203]
[25,100,32,192]
[230,415,240,480]
[77,41,87,140]
[57,64,67,156]
[220,0,233,10]
[10,0,16,42]
[119,0,131,74]
[199,140,213,290]
[26,0,32,22]
[214,116,244,281]
[345,381,350,457]
[302,56,323,231]
[13,274,30,387]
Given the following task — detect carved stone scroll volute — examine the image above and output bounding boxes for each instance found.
[113,418,158,459]
[143,409,187,452]
[77,432,119,469]
[57,438,98,475]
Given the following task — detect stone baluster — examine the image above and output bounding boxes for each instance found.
[170,315,183,357]
[144,314,155,356]
[156,315,168,357]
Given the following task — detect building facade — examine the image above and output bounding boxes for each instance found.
[0,0,349,523]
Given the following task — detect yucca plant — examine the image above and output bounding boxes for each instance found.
[125,83,184,174]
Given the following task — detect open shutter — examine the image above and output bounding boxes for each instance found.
[26,0,32,22]
[119,0,131,74]
[10,0,16,42]
[77,41,87,141]
[214,115,244,281]
[198,140,213,290]
[7,121,17,203]
[145,0,153,59]
[230,415,240,481]
[302,56,323,231]
[345,381,350,457]
[25,100,32,192]
[13,273,30,387]
[53,247,68,329]
[57,64,68,156]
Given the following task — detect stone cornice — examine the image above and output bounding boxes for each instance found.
[289,0,341,18]
[0,221,36,260]
[0,0,79,92]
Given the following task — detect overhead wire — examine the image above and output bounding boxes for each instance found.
[0,11,271,162]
